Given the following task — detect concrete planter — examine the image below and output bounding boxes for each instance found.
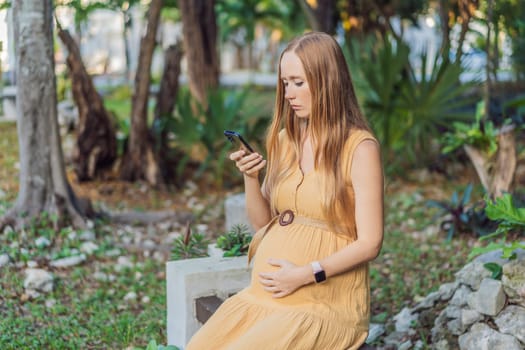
[166,253,251,348]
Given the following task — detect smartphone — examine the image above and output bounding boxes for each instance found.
[224,130,254,154]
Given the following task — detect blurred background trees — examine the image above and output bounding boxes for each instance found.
[0,0,524,226]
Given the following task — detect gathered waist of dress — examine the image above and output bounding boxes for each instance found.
[276,209,349,237]
[248,209,354,263]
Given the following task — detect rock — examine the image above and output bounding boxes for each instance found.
[444,305,461,319]
[383,331,408,347]
[413,290,441,311]
[447,318,467,335]
[0,253,10,267]
[439,282,459,301]
[24,268,53,294]
[124,291,137,301]
[80,241,99,255]
[142,239,156,249]
[458,322,522,350]
[50,254,86,268]
[398,340,412,350]
[461,308,483,328]
[114,256,134,272]
[35,236,51,248]
[455,261,491,290]
[494,305,525,344]
[449,285,472,307]
[433,339,452,350]
[3,225,14,235]
[502,259,525,307]
[365,323,385,344]
[93,271,116,282]
[45,298,56,308]
[105,248,121,257]
[79,230,96,241]
[467,278,506,316]
[394,307,418,332]
[27,260,38,268]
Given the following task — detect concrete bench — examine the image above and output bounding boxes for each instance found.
[166,255,251,349]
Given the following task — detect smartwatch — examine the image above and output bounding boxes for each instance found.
[311,261,326,283]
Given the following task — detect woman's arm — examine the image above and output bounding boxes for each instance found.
[259,139,384,297]
[230,150,272,230]
[314,139,384,279]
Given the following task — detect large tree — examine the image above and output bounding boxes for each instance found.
[179,0,219,107]
[1,0,87,231]
[119,0,163,185]
[57,26,117,182]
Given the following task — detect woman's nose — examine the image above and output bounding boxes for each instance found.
[285,87,294,100]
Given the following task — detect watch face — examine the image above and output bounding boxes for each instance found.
[314,270,326,283]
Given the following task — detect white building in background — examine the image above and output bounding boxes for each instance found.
[0,5,182,85]
[0,6,514,86]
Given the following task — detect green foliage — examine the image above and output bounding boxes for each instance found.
[216,0,305,43]
[133,339,179,350]
[216,224,252,257]
[153,86,263,186]
[483,262,503,280]
[469,193,525,260]
[344,36,473,169]
[441,101,498,156]
[170,224,210,260]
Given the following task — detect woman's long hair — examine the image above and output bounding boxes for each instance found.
[263,31,371,232]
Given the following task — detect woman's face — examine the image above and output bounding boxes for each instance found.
[280,51,311,119]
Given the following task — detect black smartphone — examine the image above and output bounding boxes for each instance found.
[224,130,255,154]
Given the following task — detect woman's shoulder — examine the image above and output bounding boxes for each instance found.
[345,128,378,151]
[342,128,379,177]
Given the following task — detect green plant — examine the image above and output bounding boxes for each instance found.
[133,339,179,350]
[469,193,525,259]
[441,100,498,156]
[216,224,252,257]
[344,35,473,168]
[170,223,210,260]
[154,86,260,186]
[426,183,475,240]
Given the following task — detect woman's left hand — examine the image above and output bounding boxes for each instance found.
[258,258,311,298]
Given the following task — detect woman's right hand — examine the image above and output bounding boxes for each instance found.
[229,150,266,178]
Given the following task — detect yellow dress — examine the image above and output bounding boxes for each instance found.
[186,130,376,350]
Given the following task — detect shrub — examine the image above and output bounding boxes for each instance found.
[469,193,525,259]
[216,224,252,257]
[170,223,210,260]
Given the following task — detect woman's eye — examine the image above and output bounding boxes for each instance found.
[295,81,303,87]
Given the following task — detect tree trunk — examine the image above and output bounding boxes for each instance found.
[298,0,337,35]
[152,43,184,183]
[455,0,476,65]
[438,0,450,62]
[179,0,219,107]
[57,27,117,182]
[463,125,517,198]
[122,9,132,81]
[119,0,162,186]
[1,0,87,231]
